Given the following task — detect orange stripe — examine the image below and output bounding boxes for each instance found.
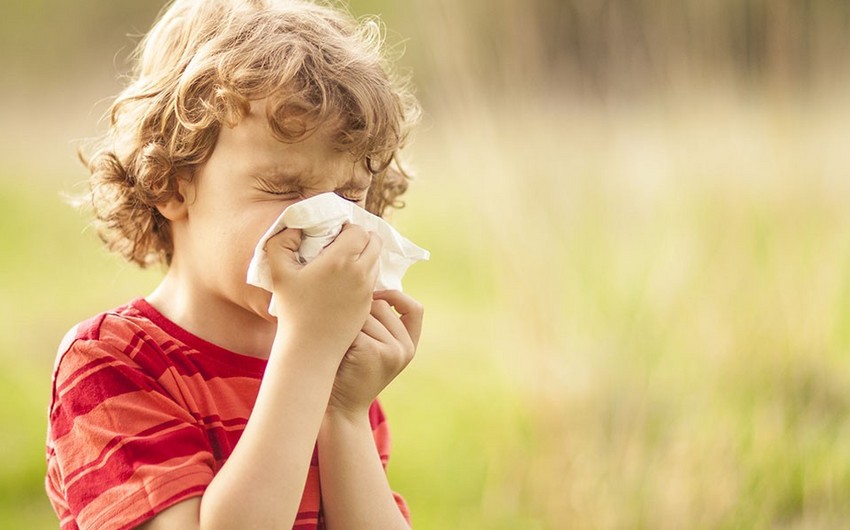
[64,419,194,489]
[52,390,194,473]
[80,463,210,529]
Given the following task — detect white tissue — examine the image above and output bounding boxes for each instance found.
[246,192,430,316]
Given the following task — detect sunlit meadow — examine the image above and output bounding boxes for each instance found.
[3,1,850,528]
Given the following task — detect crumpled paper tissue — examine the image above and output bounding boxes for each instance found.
[246,192,430,316]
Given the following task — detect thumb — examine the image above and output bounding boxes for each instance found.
[266,228,304,275]
[267,227,302,253]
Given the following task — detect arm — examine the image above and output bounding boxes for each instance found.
[318,290,423,529]
[139,336,339,530]
[139,226,382,530]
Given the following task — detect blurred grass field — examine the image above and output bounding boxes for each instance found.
[388,91,850,529]
[4,0,850,528]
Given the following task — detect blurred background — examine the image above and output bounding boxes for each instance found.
[3,0,850,528]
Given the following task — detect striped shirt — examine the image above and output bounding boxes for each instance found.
[45,298,409,530]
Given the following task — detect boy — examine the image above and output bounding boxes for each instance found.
[45,0,422,528]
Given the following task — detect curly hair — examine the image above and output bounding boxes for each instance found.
[82,0,420,267]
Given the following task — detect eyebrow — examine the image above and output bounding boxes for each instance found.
[252,170,304,189]
[252,169,372,192]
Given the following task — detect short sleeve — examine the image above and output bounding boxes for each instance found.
[46,338,215,530]
[369,400,411,525]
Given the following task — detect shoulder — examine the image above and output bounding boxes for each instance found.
[54,299,172,368]
[53,304,131,378]
[46,302,216,530]
[59,299,161,351]
[49,301,174,406]
[56,299,146,350]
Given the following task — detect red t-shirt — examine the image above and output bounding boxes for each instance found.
[45,298,409,530]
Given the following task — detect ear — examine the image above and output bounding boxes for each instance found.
[155,175,192,221]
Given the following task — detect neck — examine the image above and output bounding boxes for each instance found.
[146,267,277,360]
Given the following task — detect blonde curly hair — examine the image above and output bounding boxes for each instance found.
[82,0,420,267]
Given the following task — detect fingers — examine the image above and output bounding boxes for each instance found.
[360,313,396,344]
[357,229,382,264]
[368,300,411,346]
[266,228,304,280]
[325,223,382,260]
[353,312,415,372]
[372,290,424,348]
[311,224,381,290]
[358,295,422,353]
[347,329,377,354]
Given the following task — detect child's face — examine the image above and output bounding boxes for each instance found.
[169,100,371,323]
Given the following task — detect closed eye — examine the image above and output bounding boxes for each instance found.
[335,184,369,203]
[253,173,302,199]
[255,183,300,199]
[262,192,300,202]
[336,192,366,203]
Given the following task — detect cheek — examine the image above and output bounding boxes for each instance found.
[202,203,293,282]
[205,219,264,269]
[234,210,288,267]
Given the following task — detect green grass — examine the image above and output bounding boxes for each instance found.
[4,91,850,528]
[0,172,160,529]
[384,93,850,528]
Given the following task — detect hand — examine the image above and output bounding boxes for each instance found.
[265,224,382,359]
[328,290,424,418]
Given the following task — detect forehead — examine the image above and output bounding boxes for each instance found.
[218,100,370,188]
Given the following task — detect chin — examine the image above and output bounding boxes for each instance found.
[250,295,277,324]
[260,309,278,324]
[238,286,273,320]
